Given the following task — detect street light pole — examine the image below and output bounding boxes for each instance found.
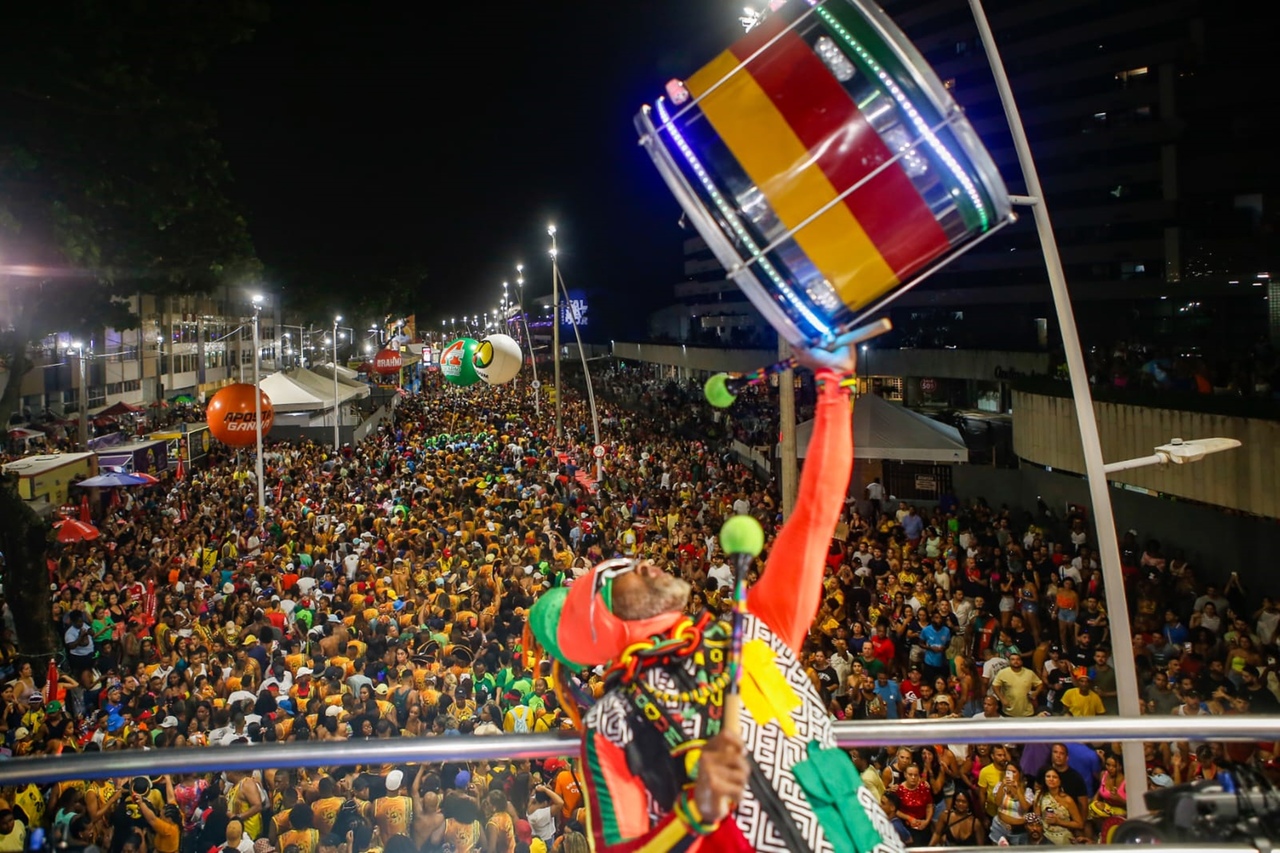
[555,265,604,483]
[515,265,540,415]
[549,225,562,441]
[332,315,341,450]
[251,295,265,522]
[968,0,1143,813]
[69,342,89,450]
[154,334,165,408]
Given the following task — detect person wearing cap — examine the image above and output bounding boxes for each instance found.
[534,345,900,852]
[134,776,183,853]
[372,769,413,840]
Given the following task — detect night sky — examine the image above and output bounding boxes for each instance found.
[210,1,747,334]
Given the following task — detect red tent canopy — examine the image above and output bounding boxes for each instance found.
[99,401,144,417]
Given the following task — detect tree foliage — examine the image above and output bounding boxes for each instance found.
[0,0,265,323]
[0,0,267,664]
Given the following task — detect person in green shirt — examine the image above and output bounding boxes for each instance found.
[91,606,116,644]
[472,661,497,698]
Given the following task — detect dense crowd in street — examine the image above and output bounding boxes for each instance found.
[0,362,1276,852]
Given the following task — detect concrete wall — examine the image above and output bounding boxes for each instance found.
[353,404,393,443]
[1013,390,1279,518]
[611,342,775,374]
[270,425,357,445]
[612,342,1049,382]
[952,464,1280,589]
[861,349,1049,381]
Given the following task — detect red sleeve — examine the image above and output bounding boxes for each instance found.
[748,369,853,655]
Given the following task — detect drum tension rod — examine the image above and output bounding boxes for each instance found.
[1010,194,1041,206]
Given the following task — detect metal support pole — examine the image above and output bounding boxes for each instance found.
[517,270,540,416]
[778,338,797,518]
[523,308,540,416]
[76,349,89,451]
[968,0,1146,815]
[557,267,604,483]
[332,317,341,450]
[550,230,562,441]
[1102,454,1167,474]
[252,305,265,523]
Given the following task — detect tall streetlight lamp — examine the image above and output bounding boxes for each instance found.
[67,341,89,450]
[154,334,166,407]
[549,225,562,441]
[553,261,605,483]
[512,264,540,414]
[250,295,266,522]
[332,315,342,450]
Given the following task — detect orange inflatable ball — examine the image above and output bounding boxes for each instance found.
[206,383,275,447]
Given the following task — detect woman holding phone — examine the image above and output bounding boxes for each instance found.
[990,764,1032,845]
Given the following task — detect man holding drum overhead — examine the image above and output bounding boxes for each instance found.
[531,344,901,853]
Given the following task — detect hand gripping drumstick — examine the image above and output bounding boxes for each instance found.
[704,318,893,409]
[714,515,766,814]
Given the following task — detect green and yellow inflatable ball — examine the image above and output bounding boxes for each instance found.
[473,334,522,385]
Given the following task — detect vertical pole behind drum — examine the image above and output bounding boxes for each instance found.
[778,338,798,518]
[967,0,1147,817]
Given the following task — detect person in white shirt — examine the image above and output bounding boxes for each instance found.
[970,695,1003,719]
[1070,546,1098,576]
[951,591,974,631]
[225,819,255,853]
[528,785,564,845]
[342,551,360,580]
[865,478,885,510]
[732,494,751,515]
[707,557,734,591]
[64,610,95,673]
[830,638,854,698]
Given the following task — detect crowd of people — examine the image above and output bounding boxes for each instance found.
[0,359,1275,852]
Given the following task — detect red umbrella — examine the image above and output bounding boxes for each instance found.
[79,493,91,523]
[53,519,100,543]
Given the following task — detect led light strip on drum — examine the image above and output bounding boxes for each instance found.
[654,97,833,338]
[813,1,992,231]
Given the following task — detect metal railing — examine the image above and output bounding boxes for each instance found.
[4,715,1278,787]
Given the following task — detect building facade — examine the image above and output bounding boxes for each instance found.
[878,0,1275,351]
[649,0,1276,358]
[2,286,281,422]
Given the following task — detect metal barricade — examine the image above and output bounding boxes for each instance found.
[3,715,1277,786]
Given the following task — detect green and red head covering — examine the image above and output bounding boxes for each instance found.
[529,559,682,668]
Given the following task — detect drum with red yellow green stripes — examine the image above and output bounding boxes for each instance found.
[636,0,1012,350]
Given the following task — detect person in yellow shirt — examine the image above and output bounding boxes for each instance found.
[1060,672,1106,717]
[372,770,413,840]
[309,778,345,836]
[278,804,320,853]
[136,796,181,853]
[328,654,354,679]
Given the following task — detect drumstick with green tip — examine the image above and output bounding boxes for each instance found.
[704,359,796,409]
[718,514,766,737]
